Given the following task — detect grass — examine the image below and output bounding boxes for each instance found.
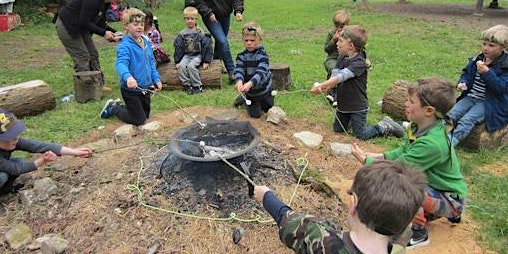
[1,0,506,253]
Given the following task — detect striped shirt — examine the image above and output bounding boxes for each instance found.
[467,72,486,100]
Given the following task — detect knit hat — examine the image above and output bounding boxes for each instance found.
[0,108,26,141]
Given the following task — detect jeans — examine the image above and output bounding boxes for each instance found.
[178,55,202,88]
[203,14,235,72]
[447,96,485,146]
[333,110,379,140]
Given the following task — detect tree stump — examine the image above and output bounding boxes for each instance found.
[381,80,411,120]
[0,80,56,117]
[73,71,104,103]
[270,63,291,91]
[157,60,222,90]
[458,123,507,151]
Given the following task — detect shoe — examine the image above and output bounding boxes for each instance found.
[233,94,245,108]
[448,216,461,224]
[184,86,193,95]
[192,86,203,94]
[102,85,113,92]
[377,116,405,138]
[99,99,115,118]
[326,94,335,103]
[332,101,338,107]
[113,98,122,106]
[407,227,430,249]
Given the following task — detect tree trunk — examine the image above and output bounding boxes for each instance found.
[270,63,291,91]
[381,80,410,120]
[157,60,222,90]
[458,123,507,151]
[0,80,56,117]
[74,70,104,103]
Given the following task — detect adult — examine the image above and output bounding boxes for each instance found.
[186,0,244,82]
[55,0,117,90]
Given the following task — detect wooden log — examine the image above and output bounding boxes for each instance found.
[0,80,56,117]
[157,60,222,90]
[381,80,411,120]
[73,70,104,103]
[270,63,291,91]
[458,123,507,151]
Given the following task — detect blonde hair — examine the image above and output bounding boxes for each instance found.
[123,8,145,25]
[183,6,199,19]
[333,10,351,28]
[242,21,263,38]
[482,24,508,49]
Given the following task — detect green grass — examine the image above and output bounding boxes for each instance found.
[1,0,507,253]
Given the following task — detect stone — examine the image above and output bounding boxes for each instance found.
[5,222,32,250]
[266,106,288,125]
[330,142,353,157]
[293,131,323,148]
[141,121,164,132]
[33,177,58,201]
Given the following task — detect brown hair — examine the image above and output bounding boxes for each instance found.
[351,160,427,235]
[332,10,351,29]
[340,25,367,52]
[407,77,456,119]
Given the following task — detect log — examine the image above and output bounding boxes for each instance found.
[73,70,104,103]
[157,60,222,90]
[270,63,291,91]
[381,80,410,120]
[458,123,507,151]
[0,80,56,117]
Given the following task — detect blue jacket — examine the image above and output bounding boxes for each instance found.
[116,35,161,92]
[457,52,508,132]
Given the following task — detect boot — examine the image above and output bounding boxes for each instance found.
[377,116,405,138]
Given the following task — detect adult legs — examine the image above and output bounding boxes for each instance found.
[203,15,234,72]
[55,18,92,72]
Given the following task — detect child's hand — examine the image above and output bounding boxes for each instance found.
[253,186,270,203]
[235,81,244,91]
[126,77,138,89]
[202,63,209,70]
[476,60,489,73]
[43,151,58,162]
[456,82,467,91]
[73,147,92,158]
[310,82,324,94]
[240,82,253,93]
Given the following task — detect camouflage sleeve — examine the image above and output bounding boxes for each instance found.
[278,211,345,254]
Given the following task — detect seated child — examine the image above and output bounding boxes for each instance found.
[254,160,427,254]
[233,22,274,118]
[100,8,163,126]
[447,24,508,147]
[143,9,170,66]
[351,77,468,248]
[311,25,404,140]
[324,10,351,106]
[0,109,92,195]
[173,6,213,95]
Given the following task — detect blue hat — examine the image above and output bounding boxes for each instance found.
[0,109,26,141]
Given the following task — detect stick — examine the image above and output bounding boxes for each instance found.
[210,151,257,186]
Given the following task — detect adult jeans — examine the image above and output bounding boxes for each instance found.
[333,110,379,140]
[447,96,485,146]
[178,55,202,88]
[203,14,234,72]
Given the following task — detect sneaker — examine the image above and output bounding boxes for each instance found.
[184,86,193,95]
[233,94,245,108]
[326,94,335,103]
[407,227,429,249]
[193,86,203,94]
[377,116,405,138]
[448,216,461,224]
[113,98,122,106]
[332,101,338,107]
[99,99,115,118]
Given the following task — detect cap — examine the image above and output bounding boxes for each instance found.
[0,109,26,141]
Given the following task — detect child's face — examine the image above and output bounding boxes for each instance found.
[404,92,432,124]
[242,35,262,52]
[482,40,504,60]
[336,35,354,56]
[184,17,197,29]
[124,18,145,39]
[0,137,20,151]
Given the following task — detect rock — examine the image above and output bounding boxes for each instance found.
[5,222,32,250]
[293,131,323,148]
[141,121,164,132]
[19,189,35,206]
[33,177,58,201]
[114,124,135,142]
[330,142,352,157]
[266,106,288,125]
[38,233,69,254]
[83,138,116,153]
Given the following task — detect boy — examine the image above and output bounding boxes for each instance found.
[351,77,468,248]
[323,10,351,106]
[311,25,404,140]
[0,109,92,195]
[448,24,508,147]
[254,160,427,254]
[173,6,213,95]
[100,8,163,126]
[233,22,274,118]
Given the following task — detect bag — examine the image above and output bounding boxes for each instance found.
[153,47,170,66]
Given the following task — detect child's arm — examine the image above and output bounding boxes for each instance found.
[324,30,339,54]
[311,68,355,94]
[60,146,92,158]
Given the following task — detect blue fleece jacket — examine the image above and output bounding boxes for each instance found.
[116,35,161,92]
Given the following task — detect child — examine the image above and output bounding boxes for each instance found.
[100,8,163,126]
[323,10,351,106]
[173,6,213,95]
[311,25,404,140]
[233,22,274,118]
[143,9,170,66]
[254,160,427,253]
[351,77,468,248]
[447,24,508,147]
[0,109,92,195]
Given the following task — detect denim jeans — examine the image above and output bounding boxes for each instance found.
[202,15,235,72]
[447,96,485,146]
[333,110,379,140]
